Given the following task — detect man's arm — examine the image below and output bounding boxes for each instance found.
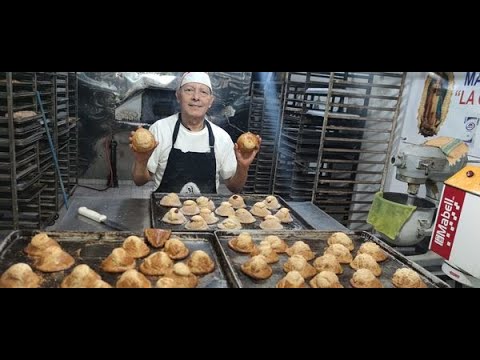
[224,136,261,193]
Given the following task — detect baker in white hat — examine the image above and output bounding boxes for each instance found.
[130,72,261,195]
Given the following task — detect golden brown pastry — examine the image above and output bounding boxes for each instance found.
[240,255,272,280]
[261,235,288,253]
[163,237,189,260]
[180,200,200,216]
[92,279,113,288]
[185,215,209,230]
[159,192,182,207]
[61,264,110,288]
[156,277,178,288]
[217,216,242,230]
[235,208,256,224]
[24,233,60,256]
[196,196,215,211]
[276,271,307,288]
[392,268,427,288]
[162,208,187,225]
[260,215,283,230]
[310,271,344,288]
[0,263,42,288]
[122,236,150,258]
[101,248,136,273]
[324,244,353,264]
[215,201,236,217]
[350,269,383,288]
[116,269,151,288]
[228,232,256,253]
[283,254,317,279]
[187,250,215,275]
[263,195,281,210]
[286,241,315,261]
[139,251,174,276]
[350,253,382,277]
[228,194,246,209]
[251,243,279,264]
[313,254,343,275]
[198,208,219,224]
[236,132,260,154]
[144,228,171,248]
[358,241,389,262]
[32,246,75,272]
[131,127,156,153]
[250,202,271,217]
[327,232,354,251]
[273,208,293,223]
[162,262,198,288]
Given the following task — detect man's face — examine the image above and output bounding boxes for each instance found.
[176,82,214,119]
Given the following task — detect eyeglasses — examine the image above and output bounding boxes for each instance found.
[182,86,211,98]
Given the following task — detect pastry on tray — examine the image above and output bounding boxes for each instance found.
[24,233,60,256]
[159,192,182,207]
[260,235,288,254]
[217,216,242,230]
[116,269,151,288]
[276,271,307,288]
[228,194,246,209]
[61,264,111,288]
[235,208,256,224]
[228,232,256,253]
[250,202,271,217]
[144,228,171,248]
[313,254,343,275]
[263,195,281,210]
[391,268,427,288]
[309,271,343,288]
[196,196,215,211]
[259,215,283,230]
[324,244,353,264]
[350,253,382,277]
[198,208,219,225]
[215,202,236,217]
[185,215,209,230]
[163,237,189,260]
[357,241,389,262]
[327,232,354,251]
[101,248,136,273]
[286,241,315,261]
[251,243,279,264]
[162,262,198,288]
[162,208,187,225]
[122,236,150,258]
[240,255,272,280]
[187,250,215,275]
[32,246,75,272]
[139,251,174,276]
[0,263,42,288]
[273,208,293,223]
[283,254,317,279]
[350,269,383,288]
[180,200,200,216]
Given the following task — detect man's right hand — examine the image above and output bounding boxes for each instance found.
[129,128,159,164]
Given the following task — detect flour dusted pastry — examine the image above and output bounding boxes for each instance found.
[122,236,150,258]
[116,269,151,288]
[163,262,198,288]
[159,192,182,207]
[261,235,288,254]
[313,254,343,275]
[185,215,209,230]
[273,208,293,223]
[283,254,317,279]
[131,127,156,153]
[163,237,189,260]
[217,216,242,230]
[263,195,281,210]
[286,241,315,261]
[228,194,246,209]
[310,271,344,288]
[251,243,279,264]
[250,202,271,217]
[276,271,307,288]
[61,264,111,288]
[180,200,200,216]
[259,215,283,230]
[187,250,215,275]
[0,263,42,288]
[139,251,174,276]
[198,208,219,225]
[144,228,171,248]
[241,255,272,280]
[327,232,354,251]
[392,268,427,288]
[32,246,75,272]
[235,208,256,224]
[228,232,256,253]
[196,196,215,211]
[324,244,353,264]
[24,233,60,256]
[162,208,187,225]
[350,253,382,276]
[350,269,383,288]
[215,202,236,217]
[358,241,389,262]
[12,110,37,120]
[156,277,177,288]
[101,248,136,273]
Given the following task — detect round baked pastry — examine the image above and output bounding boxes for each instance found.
[273,208,293,223]
[313,254,343,275]
[24,233,60,256]
[276,271,307,288]
[156,277,177,288]
[131,127,156,153]
[228,194,246,209]
[0,263,42,288]
[251,243,279,264]
[236,132,259,154]
[261,235,288,253]
[164,237,189,260]
[228,232,256,253]
[392,268,427,288]
[185,215,209,230]
[350,268,383,288]
[286,241,315,261]
[159,193,182,207]
[116,269,151,288]
[196,196,215,211]
[61,264,111,288]
[162,262,198,288]
[122,235,150,258]
[358,241,389,262]
[327,232,354,251]
[162,208,187,225]
[101,248,136,273]
[215,202,235,217]
[263,195,281,210]
[235,208,256,224]
[310,271,343,288]
[250,202,271,217]
[324,243,353,264]
[283,254,317,279]
[259,215,283,230]
[187,250,215,275]
[139,251,173,276]
[217,216,242,230]
[199,208,219,224]
[144,228,171,248]
[350,253,382,277]
[240,255,272,280]
[32,246,75,272]
[180,200,200,216]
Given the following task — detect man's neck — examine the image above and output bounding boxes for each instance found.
[180,112,205,132]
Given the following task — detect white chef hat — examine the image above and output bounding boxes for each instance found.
[179,72,212,92]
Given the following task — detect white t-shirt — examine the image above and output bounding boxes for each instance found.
[147,114,237,191]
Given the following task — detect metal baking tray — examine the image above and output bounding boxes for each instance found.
[151,193,313,231]
[214,230,450,288]
[0,230,235,288]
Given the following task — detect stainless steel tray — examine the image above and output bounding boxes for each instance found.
[151,193,313,231]
[214,230,450,288]
[0,230,235,288]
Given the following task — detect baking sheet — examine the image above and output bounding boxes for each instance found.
[151,193,312,231]
[214,230,450,288]
[0,230,235,288]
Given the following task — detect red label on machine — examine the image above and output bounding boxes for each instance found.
[430,185,466,259]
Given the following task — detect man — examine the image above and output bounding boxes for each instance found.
[130,72,261,195]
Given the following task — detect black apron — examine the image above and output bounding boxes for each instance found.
[156,117,217,194]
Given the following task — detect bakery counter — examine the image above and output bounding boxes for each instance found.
[286,202,349,231]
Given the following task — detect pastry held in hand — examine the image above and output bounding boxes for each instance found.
[185,215,209,230]
[236,132,260,154]
[116,269,151,288]
[132,127,156,153]
[276,271,307,288]
[310,271,343,288]
[162,208,187,225]
[0,263,42,288]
